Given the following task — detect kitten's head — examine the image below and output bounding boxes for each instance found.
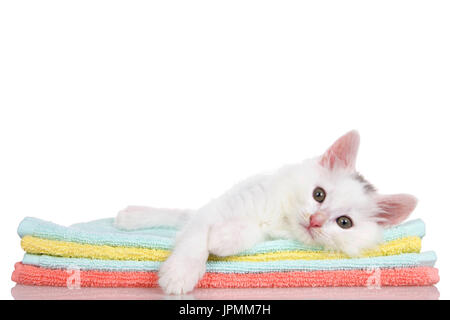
[284,130,417,256]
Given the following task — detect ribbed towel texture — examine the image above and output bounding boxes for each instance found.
[12,217,439,289]
[12,285,440,300]
[12,263,439,288]
[22,251,437,273]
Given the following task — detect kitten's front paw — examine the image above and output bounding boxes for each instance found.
[114,206,145,230]
[158,254,206,295]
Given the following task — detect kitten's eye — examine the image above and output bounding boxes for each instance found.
[336,216,353,229]
[313,187,326,203]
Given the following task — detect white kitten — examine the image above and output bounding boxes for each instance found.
[115,130,417,294]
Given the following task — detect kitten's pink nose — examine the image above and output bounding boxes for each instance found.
[309,212,327,228]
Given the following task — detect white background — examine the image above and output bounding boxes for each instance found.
[0,1,449,299]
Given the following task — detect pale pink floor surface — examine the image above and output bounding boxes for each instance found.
[12,285,439,300]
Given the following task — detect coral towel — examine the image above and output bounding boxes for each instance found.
[12,263,439,288]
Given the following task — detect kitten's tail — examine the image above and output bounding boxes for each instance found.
[114,206,194,230]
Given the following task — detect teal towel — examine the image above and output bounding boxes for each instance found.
[18,217,426,254]
[22,251,437,273]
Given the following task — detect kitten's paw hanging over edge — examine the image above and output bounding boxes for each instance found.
[158,254,206,295]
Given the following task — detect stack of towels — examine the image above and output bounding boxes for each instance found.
[12,217,439,289]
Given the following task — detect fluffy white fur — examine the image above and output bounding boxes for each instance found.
[114,130,417,294]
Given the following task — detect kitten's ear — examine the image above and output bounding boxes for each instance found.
[319,130,360,170]
[375,194,418,226]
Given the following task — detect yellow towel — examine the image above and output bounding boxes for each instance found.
[21,235,421,262]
